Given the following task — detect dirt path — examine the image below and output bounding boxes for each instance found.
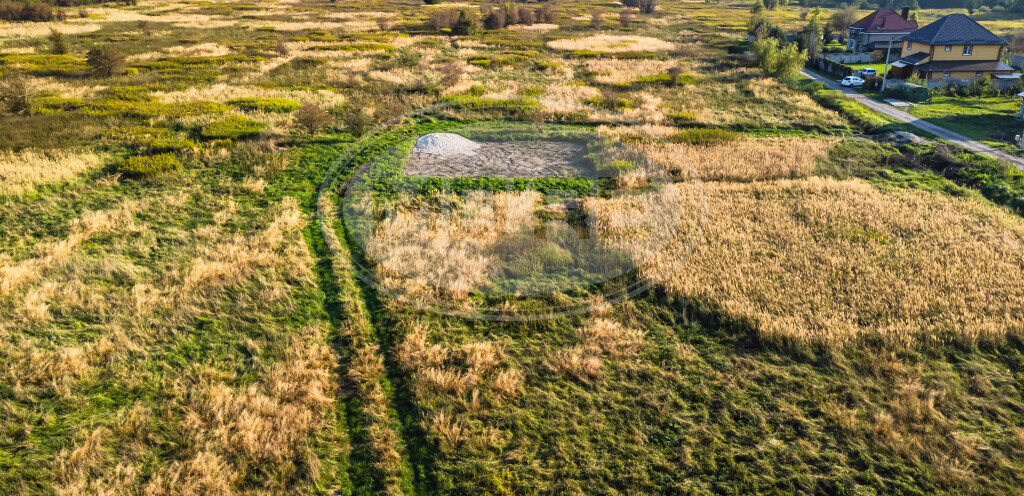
[802,70,1024,170]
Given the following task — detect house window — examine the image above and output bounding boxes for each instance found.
[976,71,983,77]
[945,45,952,51]
[907,42,913,50]
[963,45,973,56]
[943,71,951,78]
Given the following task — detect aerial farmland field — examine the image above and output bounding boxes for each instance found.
[2,0,1024,494]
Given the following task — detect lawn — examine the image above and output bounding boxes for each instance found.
[906,95,1024,152]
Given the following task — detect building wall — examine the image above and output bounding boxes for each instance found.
[922,69,1012,80]
[929,44,1001,61]
[901,42,1002,61]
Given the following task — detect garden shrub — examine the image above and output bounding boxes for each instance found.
[118,153,181,177]
[227,97,301,113]
[200,116,266,140]
[668,128,740,146]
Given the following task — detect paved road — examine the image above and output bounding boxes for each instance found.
[802,70,1024,169]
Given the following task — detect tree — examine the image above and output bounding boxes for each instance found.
[764,0,779,10]
[827,7,859,34]
[804,7,823,61]
[591,11,602,30]
[86,46,126,77]
[963,0,980,14]
[49,29,68,55]
[752,38,807,81]
[451,10,479,35]
[751,0,765,13]
[773,42,808,80]
[294,102,332,135]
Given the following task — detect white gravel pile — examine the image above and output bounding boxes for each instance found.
[413,133,481,156]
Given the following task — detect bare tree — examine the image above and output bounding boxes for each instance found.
[591,11,602,30]
[376,16,392,31]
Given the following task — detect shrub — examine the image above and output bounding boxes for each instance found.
[451,10,479,36]
[86,46,126,77]
[200,116,266,140]
[0,1,53,21]
[148,136,196,154]
[600,159,637,175]
[227,97,302,113]
[293,102,332,135]
[341,105,372,137]
[32,96,83,114]
[619,7,634,28]
[393,47,422,67]
[118,153,181,176]
[535,60,560,70]
[667,112,696,124]
[484,8,505,29]
[668,128,739,146]
[0,72,31,115]
[439,60,464,87]
[49,29,69,55]
[428,9,458,30]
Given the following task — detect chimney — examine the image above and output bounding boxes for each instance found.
[900,7,910,19]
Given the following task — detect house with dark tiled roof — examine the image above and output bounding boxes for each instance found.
[889,13,1019,87]
[846,8,917,54]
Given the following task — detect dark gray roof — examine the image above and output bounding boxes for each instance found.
[915,60,1014,72]
[896,51,930,65]
[901,14,1005,45]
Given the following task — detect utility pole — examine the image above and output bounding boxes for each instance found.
[881,39,893,92]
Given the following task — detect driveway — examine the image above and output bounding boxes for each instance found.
[802,70,1024,170]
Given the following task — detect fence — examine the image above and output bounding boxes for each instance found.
[821,52,876,64]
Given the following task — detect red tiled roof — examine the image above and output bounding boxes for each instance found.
[850,9,917,32]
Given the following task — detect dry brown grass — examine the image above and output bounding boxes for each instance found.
[0,198,141,296]
[365,191,540,300]
[642,137,834,182]
[547,35,675,52]
[0,149,105,196]
[0,21,101,38]
[584,58,677,84]
[594,177,1024,346]
[3,194,337,494]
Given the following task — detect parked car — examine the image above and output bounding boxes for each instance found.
[859,68,877,78]
[841,76,865,87]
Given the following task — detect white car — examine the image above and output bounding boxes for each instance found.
[841,76,865,87]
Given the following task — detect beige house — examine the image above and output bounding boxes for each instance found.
[889,14,1018,87]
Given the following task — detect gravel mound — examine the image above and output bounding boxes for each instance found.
[414,133,481,156]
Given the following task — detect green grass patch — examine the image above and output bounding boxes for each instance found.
[227,97,302,113]
[200,116,266,140]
